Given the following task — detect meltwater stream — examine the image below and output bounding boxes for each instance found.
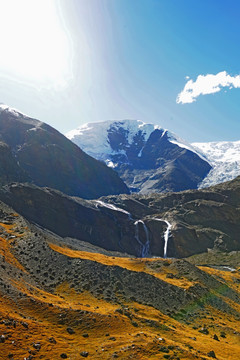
[95,200,131,218]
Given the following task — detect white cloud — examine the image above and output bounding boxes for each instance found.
[176,71,240,104]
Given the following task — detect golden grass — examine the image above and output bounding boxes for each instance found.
[1,282,240,360]
[49,243,195,289]
[0,236,25,271]
[0,227,239,359]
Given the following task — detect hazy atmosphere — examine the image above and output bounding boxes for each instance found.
[0,0,240,141]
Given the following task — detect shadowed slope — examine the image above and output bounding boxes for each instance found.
[0,106,129,198]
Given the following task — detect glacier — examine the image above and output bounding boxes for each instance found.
[192,141,240,188]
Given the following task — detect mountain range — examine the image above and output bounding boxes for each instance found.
[67,119,240,194]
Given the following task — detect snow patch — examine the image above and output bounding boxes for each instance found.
[66,120,163,162]
[66,119,202,165]
[0,104,29,117]
[105,159,118,168]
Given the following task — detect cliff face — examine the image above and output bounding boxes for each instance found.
[104,176,240,257]
[1,177,240,258]
[0,106,129,198]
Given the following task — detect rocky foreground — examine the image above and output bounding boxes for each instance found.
[0,199,240,359]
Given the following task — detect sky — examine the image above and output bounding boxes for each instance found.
[0,0,240,142]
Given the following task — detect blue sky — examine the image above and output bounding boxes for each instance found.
[0,0,240,142]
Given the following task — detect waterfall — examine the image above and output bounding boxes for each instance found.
[163,220,172,258]
[154,218,172,258]
[134,220,150,258]
[142,221,150,257]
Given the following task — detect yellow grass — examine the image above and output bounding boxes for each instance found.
[49,243,195,289]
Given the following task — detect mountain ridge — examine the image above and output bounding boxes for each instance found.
[0,104,129,199]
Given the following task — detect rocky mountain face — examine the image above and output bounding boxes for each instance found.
[0,105,129,199]
[67,119,212,193]
[0,141,29,184]
[1,176,240,259]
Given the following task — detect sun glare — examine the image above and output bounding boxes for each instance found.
[0,0,72,88]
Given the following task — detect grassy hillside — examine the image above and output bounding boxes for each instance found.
[0,201,239,359]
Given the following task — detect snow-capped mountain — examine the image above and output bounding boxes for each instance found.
[67,120,211,193]
[192,141,240,188]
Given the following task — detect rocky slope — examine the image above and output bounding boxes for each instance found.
[1,176,240,259]
[67,120,211,193]
[192,140,240,188]
[0,199,239,359]
[0,105,129,199]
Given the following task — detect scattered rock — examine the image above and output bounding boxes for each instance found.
[159,346,169,353]
[66,327,75,334]
[21,322,29,329]
[49,337,57,344]
[60,354,68,359]
[198,327,209,335]
[80,351,89,357]
[33,342,41,350]
[207,350,216,358]
[0,334,6,343]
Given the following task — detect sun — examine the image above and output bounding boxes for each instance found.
[0,0,72,88]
